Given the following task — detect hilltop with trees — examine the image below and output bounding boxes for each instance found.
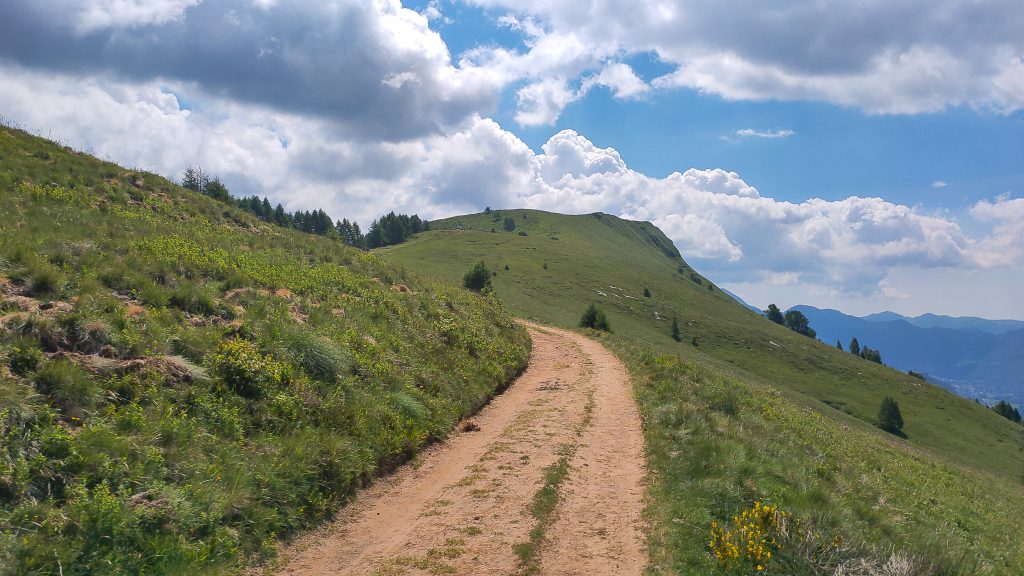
[181,165,426,249]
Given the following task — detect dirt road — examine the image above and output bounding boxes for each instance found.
[276,322,646,576]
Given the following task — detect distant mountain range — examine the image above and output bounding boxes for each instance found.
[861,311,1024,334]
[792,305,1024,407]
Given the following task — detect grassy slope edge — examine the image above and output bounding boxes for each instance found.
[0,126,530,575]
[383,209,1024,574]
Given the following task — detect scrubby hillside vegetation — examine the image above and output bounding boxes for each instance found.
[0,127,530,575]
[385,209,1024,574]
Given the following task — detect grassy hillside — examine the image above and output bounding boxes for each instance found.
[384,209,1024,574]
[0,127,530,575]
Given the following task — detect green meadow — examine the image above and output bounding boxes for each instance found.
[384,208,1024,574]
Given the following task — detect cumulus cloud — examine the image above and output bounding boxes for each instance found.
[538,130,626,182]
[931,180,948,188]
[968,196,1024,268]
[514,77,579,126]
[581,63,650,100]
[0,0,500,140]
[0,62,537,226]
[512,62,649,125]
[468,0,1024,116]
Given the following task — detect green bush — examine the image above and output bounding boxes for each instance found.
[61,315,112,354]
[579,303,611,332]
[462,261,492,293]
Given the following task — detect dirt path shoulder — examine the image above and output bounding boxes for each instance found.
[274,322,646,576]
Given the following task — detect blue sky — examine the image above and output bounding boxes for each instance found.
[0,0,1022,318]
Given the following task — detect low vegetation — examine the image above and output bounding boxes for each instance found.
[0,126,530,575]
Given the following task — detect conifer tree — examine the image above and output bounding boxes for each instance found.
[579,303,611,332]
[878,396,904,435]
[462,262,492,293]
[993,400,1022,423]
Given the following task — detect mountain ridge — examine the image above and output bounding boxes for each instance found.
[862,310,1024,334]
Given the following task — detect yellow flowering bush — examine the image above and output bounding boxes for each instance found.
[709,501,785,573]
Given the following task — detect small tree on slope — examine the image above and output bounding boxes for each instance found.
[462,262,492,293]
[878,396,904,435]
[579,303,611,332]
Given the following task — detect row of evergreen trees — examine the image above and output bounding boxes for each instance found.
[838,337,883,364]
[762,305,885,364]
[764,304,817,338]
[181,166,426,249]
[992,400,1022,423]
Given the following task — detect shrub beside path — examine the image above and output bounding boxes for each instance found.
[275,321,646,575]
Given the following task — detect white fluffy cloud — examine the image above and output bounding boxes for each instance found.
[968,196,1024,268]
[514,77,579,126]
[582,63,650,100]
[467,0,1024,120]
